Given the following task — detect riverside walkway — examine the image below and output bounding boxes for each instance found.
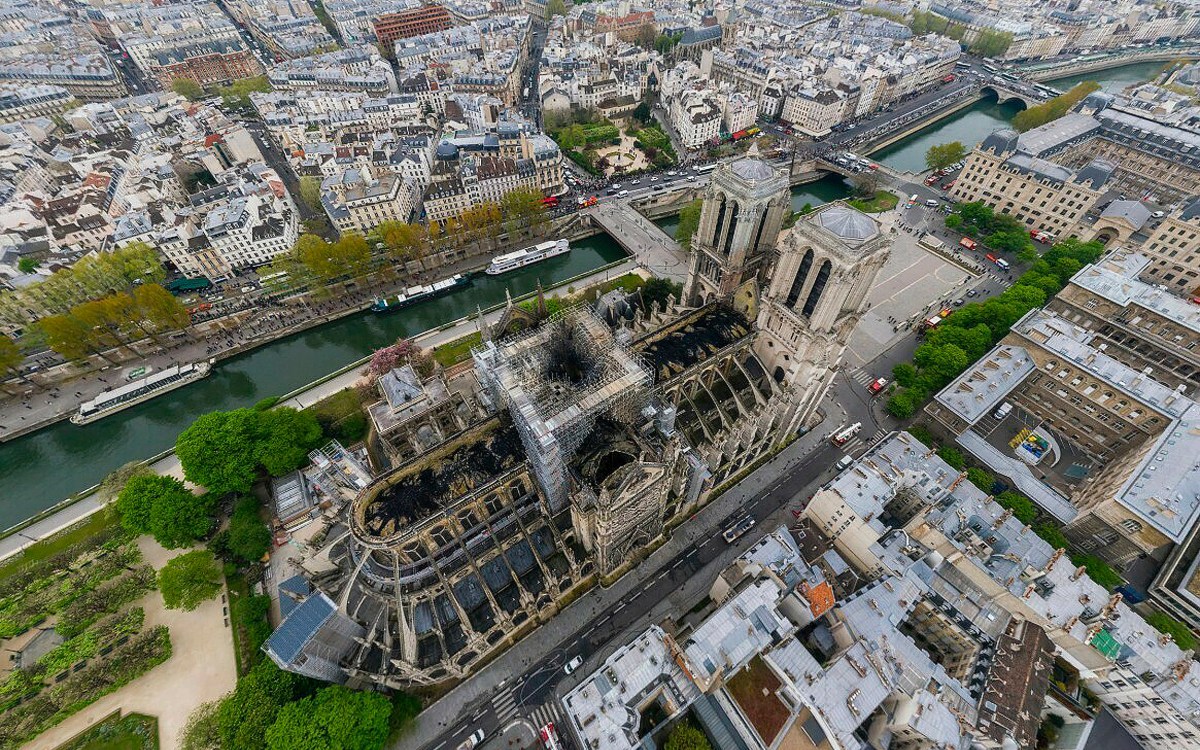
[0,259,639,563]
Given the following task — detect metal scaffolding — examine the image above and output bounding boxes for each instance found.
[473,306,653,511]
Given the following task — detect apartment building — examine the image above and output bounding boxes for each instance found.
[0,85,77,124]
[149,39,264,89]
[371,3,452,48]
[267,47,398,95]
[781,87,843,138]
[422,125,563,221]
[670,88,721,150]
[803,431,1200,750]
[1046,251,1200,393]
[321,166,419,234]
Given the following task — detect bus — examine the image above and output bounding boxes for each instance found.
[694,163,718,174]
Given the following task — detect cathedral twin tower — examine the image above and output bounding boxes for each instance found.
[683,148,892,436]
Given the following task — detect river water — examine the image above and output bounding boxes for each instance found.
[0,61,1168,530]
[870,60,1171,174]
[0,236,626,528]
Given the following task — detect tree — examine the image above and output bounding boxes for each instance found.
[936,445,966,470]
[995,490,1037,525]
[891,362,919,388]
[172,78,206,100]
[965,467,995,493]
[545,0,566,16]
[366,337,423,379]
[634,22,657,50]
[925,141,967,171]
[255,407,323,477]
[297,176,324,213]
[218,661,299,750]
[17,257,38,273]
[986,230,1033,255]
[116,473,214,548]
[886,388,927,419]
[218,76,273,111]
[850,172,879,198]
[159,550,224,610]
[1012,82,1101,133]
[632,99,653,125]
[675,199,703,249]
[944,214,963,230]
[640,278,682,311]
[664,723,712,750]
[228,496,272,563]
[176,408,263,496]
[1072,554,1122,590]
[266,685,392,750]
[0,333,22,380]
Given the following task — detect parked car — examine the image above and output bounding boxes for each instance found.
[564,656,583,674]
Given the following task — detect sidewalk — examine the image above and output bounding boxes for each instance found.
[395,418,835,750]
[0,260,639,562]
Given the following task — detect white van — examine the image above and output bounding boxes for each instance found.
[925,199,939,207]
[995,258,1011,270]
[835,455,854,472]
[994,401,1013,420]
[618,190,629,198]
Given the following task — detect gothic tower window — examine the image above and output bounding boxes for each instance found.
[802,259,831,317]
[785,248,814,308]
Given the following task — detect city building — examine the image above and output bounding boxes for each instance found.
[953,94,1200,240]
[371,3,452,48]
[267,47,398,95]
[266,151,890,689]
[320,165,420,235]
[924,256,1200,569]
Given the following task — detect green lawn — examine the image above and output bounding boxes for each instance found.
[0,512,117,581]
[57,712,158,750]
[432,331,482,367]
[304,387,369,444]
[847,191,899,213]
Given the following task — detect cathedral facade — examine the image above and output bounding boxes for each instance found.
[266,153,891,689]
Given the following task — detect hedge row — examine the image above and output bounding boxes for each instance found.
[0,626,171,749]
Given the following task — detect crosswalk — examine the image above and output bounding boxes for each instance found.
[492,684,519,723]
[848,368,880,389]
[529,701,569,734]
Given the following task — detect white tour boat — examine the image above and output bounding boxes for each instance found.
[71,361,213,425]
[485,239,570,275]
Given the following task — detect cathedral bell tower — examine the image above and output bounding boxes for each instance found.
[683,146,791,310]
[755,202,891,433]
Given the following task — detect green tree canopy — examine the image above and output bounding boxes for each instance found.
[297,175,323,212]
[925,141,967,171]
[171,77,206,100]
[545,0,566,16]
[676,200,703,249]
[664,723,712,750]
[217,660,299,750]
[256,407,323,476]
[995,490,1037,525]
[176,408,263,496]
[228,496,272,563]
[1012,81,1101,133]
[159,550,224,610]
[1072,554,1122,590]
[176,406,323,495]
[17,257,38,273]
[0,333,21,379]
[1146,611,1197,650]
[116,473,214,548]
[265,685,392,750]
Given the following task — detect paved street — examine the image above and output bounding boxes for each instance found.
[399,364,893,750]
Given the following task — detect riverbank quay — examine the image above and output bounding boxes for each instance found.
[0,257,640,563]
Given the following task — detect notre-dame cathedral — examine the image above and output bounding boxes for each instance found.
[266,152,892,689]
